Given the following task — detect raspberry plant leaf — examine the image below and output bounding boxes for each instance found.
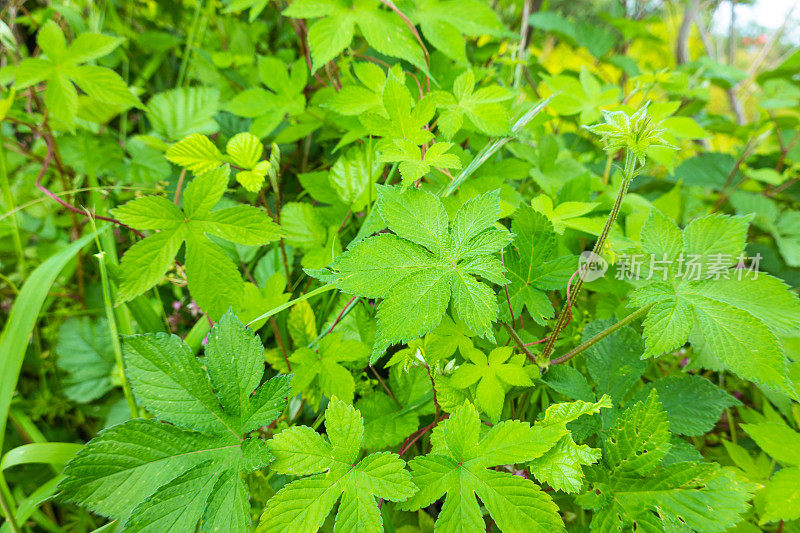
[281,0,427,74]
[449,345,533,422]
[631,209,800,392]
[58,311,291,531]
[112,165,282,319]
[308,185,511,362]
[434,70,514,138]
[578,391,754,532]
[527,396,611,493]
[258,397,416,532]
[288,332,371,404]
[503,204,575,324]
[400,400,567,532]
[11,20,141,130]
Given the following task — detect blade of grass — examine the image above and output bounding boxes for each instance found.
[1,443,83,471]
[0,229,105,452]
[439,95,554,197]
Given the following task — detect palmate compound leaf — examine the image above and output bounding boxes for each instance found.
[258,398,417,533]
[503,204,575,325]
[399,400,567,533]
[58,310,292,531]
[631,208,800,392]
[578,389,755,532]
[527,396,611,494]
[111,165,282,320]
[580,462,755,533]
[12,20,140,130]
[449,346,533,422]
[288,332,371,404]
[307,185,512,363]
[282,0,427,73]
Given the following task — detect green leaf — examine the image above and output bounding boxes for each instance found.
[199,205,283,246]
[329,146,382,210]
[147,87,220,141]
[528,397,610,493]
[583,319,646,405]
[400,401,565,533]
[605,390,670,475]
[13,21,138,129]
[68,65,140,108]
[226,132,263,169]
[356,392,419,450]
[115,226,186,304]
[60,312,290,530]
[760,467,800,523]
[434,70,512,138]
[288,333,369,404]
[165,134,225,174]
[633,210,796,391]
[308,13,355,72]
[113,166,280,319]
[450,346,532,421]
[412,0,509,63]
[687,295,789,391]
[55,317,116,403]
[111,195,184,230]
[633,375,740,436]
[741,422,800,466]
[359,76,435,150]
[504,205,574,324]
[259,398,416,532]
[64,32,124,64]
[309,186,510,361]
[379,140,461,187]
[581,462,754,532]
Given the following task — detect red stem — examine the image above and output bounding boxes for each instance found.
[36,134,145,238]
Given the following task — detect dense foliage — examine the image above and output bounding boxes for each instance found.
[1,1,799,532]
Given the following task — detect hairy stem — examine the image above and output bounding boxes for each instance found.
[501,322,542,368]
[540,151,637,360]
[549,304,653,366]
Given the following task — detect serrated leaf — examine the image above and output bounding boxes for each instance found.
[450,346,532,421]
[288,333,369,404]
[504,204,574,324]
[55,317,116,403]
[259,398,416,533]
[309,186,510,362]
[400,401,565,532]
[113,166,280,320]
[633,210,796,391]
[633,375,740,436]
[60,313,290,530]
[605,390,670,475]
[166,134,225,174]
[582,462,754,532]
[741,422,800,466]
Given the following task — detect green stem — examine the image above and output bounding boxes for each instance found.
[0,471,20,533]
[87,172,133,335]
[185,316,212,354]
[95,250,138,418]
[246,284,337,328]
[540,151,638,360]
[177,0,205,87]
[0,139,25,276]
[549,304,653,366]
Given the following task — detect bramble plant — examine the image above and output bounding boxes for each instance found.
[1,1,800,533]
